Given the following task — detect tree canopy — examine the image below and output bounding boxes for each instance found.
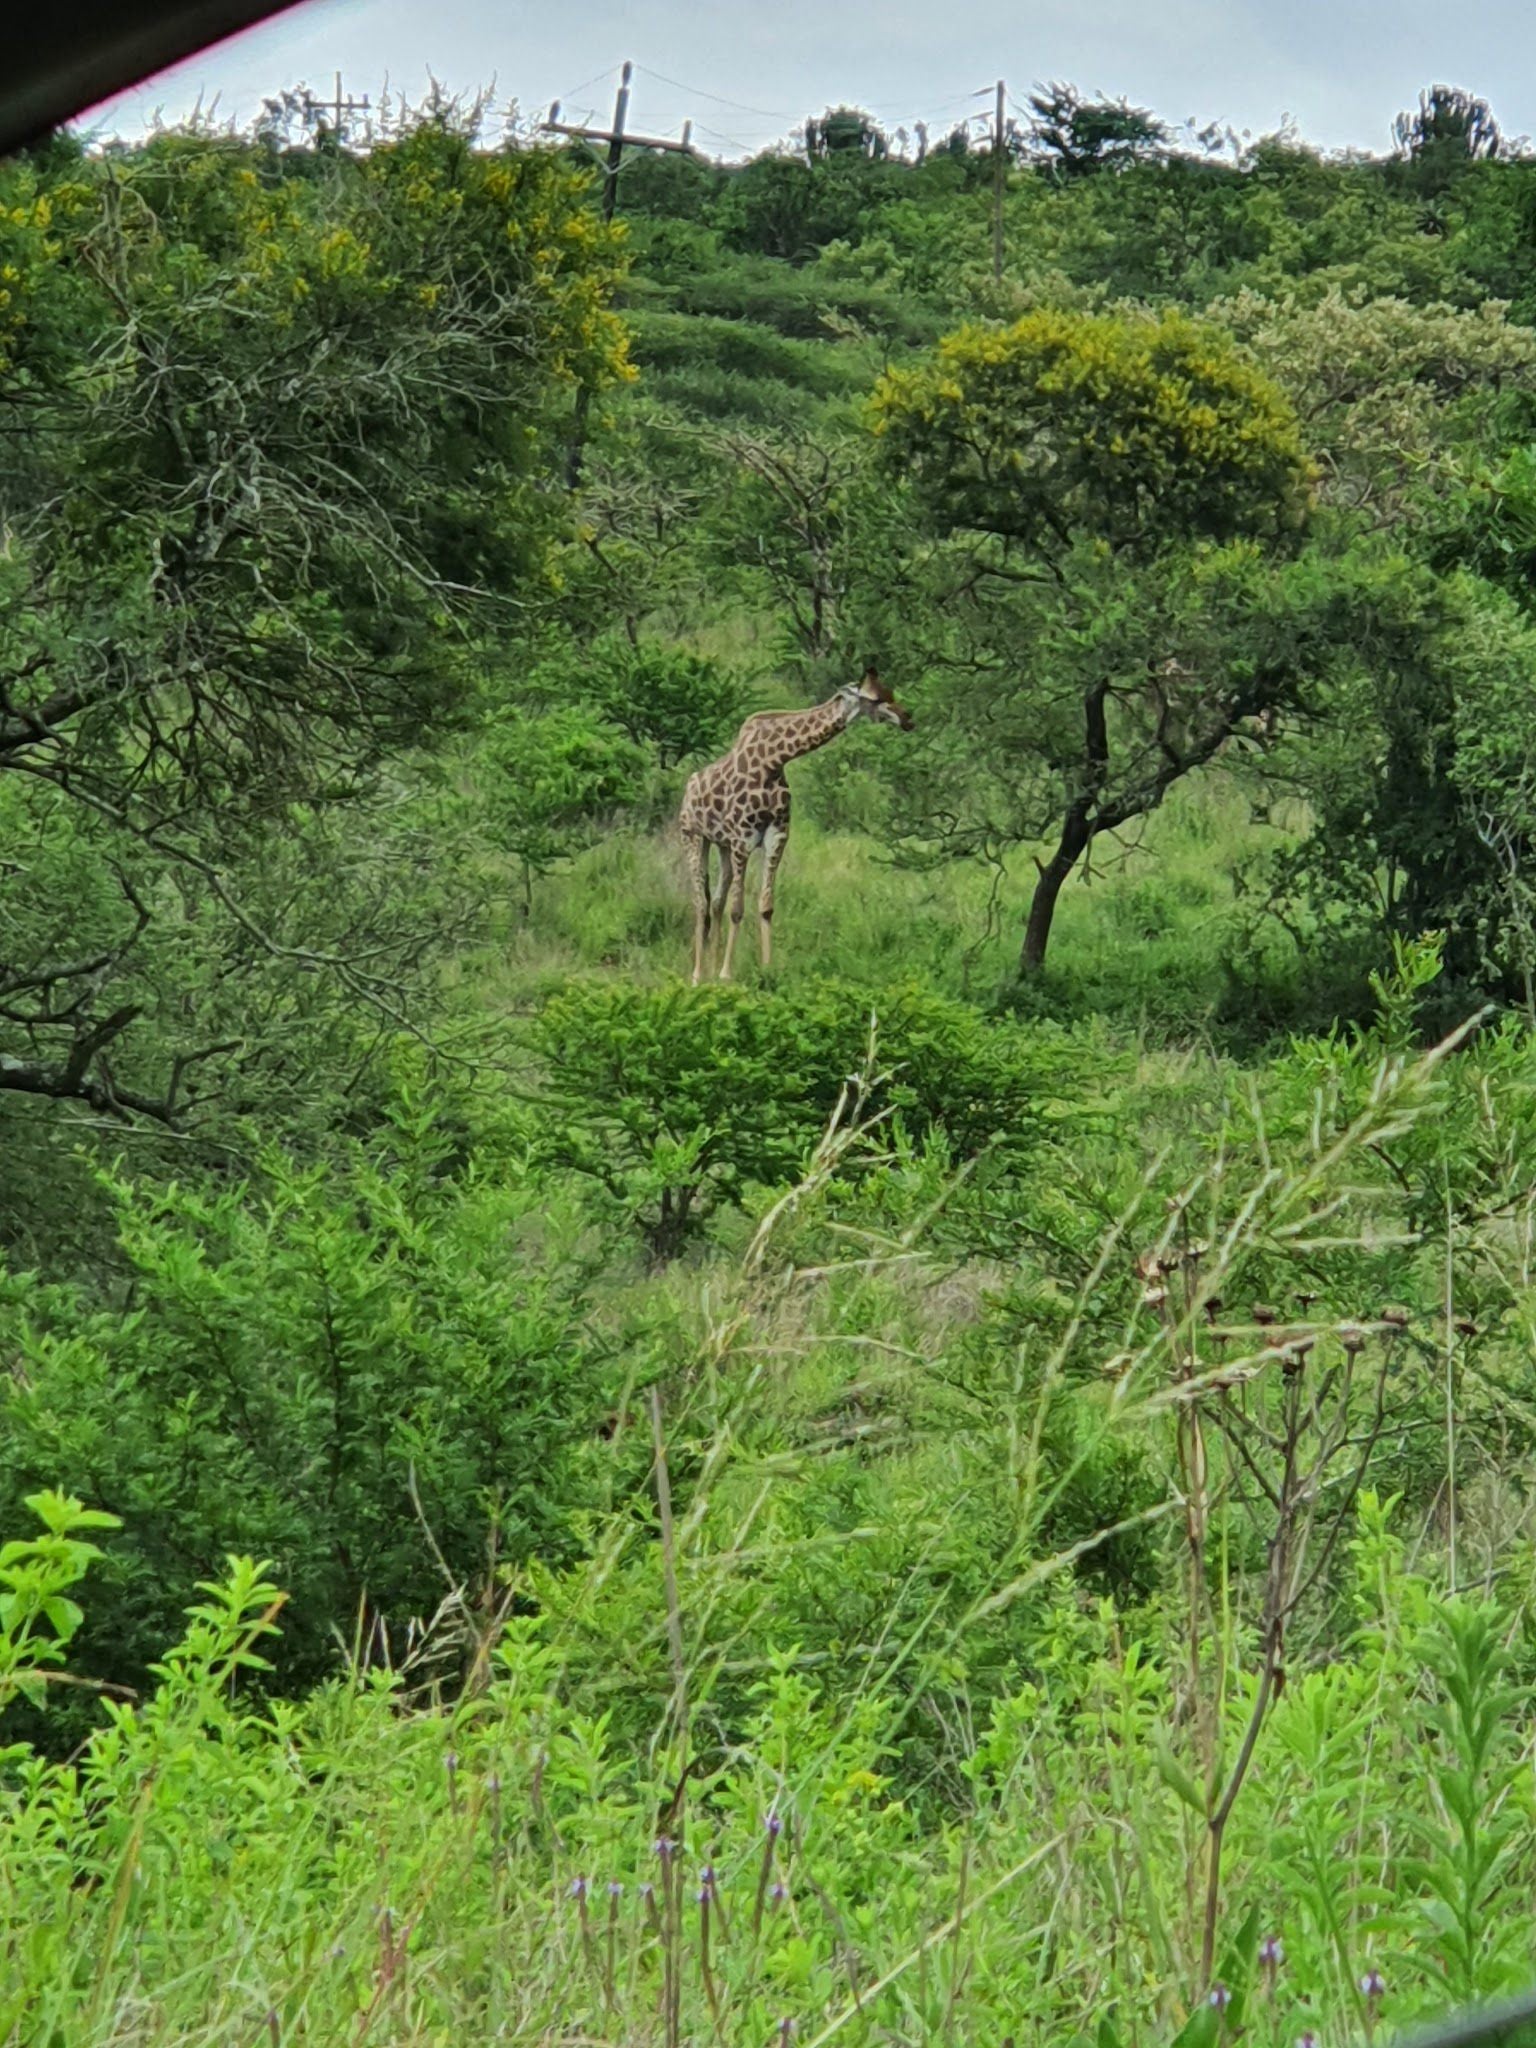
[0,111,630,1134]
[869,311,1312,557]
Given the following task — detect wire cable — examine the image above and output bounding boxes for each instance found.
[633,64,792,121]
[550,63,622,110]
[688,118,760,155]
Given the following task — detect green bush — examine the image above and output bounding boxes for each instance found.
[0,1100,607,1712]
[586,641,747,768]
[526,977,1093,1258]
[511,636,746,771]
[481,704,647,904]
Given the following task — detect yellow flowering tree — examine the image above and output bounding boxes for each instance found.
[866,311,1314,973]
[870,310,1310,555]
[0,111,630,1126]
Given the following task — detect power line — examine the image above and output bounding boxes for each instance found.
[552,62,623,109]
[632,63,791,122]
[536,64,1049,165]
[689,118,759,156]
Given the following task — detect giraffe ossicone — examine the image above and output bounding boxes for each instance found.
[678,666,914,983]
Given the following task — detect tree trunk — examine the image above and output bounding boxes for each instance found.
[1019,816,1090,975]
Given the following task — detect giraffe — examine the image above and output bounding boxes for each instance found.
[679,665,914,983]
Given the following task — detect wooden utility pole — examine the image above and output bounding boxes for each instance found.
[303,71,370,142]
[992,78,1006,284]
[546,63,700,488]
[541,66,700,189]
[601,60,632,220]
[562,63,626,489]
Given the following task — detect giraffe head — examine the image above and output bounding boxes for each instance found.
[842,664,914,731]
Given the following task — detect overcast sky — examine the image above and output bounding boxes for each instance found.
[81,0,1533,161]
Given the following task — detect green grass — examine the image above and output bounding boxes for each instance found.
[473,773,1305,1039]
[10,1007,1536,2041]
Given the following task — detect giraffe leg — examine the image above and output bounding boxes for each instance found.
[718,844,749,982]
[710,841,731,933]
[684,833,709,985]
[758,823,788,969]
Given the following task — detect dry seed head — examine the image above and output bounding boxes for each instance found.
[1454,1315,1478,1337]
[1252,1303,1279,1326]
[1337,1323,1367,1355]
[1380,1305,1410,1328]
[1141,1284,1169,1310]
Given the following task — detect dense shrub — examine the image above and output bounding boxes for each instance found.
[480,704,648,903]
[514,636,747,771]
[0,1102,606,1712]
[586,642,748,768]
[526,977,1096,1257]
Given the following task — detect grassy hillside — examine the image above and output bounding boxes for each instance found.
[5,84,1536,2047]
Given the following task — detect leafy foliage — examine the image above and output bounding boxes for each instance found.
[519,635,747,770]
[0,109,630,1134]
[0,1099,606,1701]
[1025,82,1170,180]
[13,66,1536,2048]
[482,707,647,904]
[526,978,1081,1256]
[870,310,1311,554]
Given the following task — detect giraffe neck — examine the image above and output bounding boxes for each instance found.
[746,694,854,773]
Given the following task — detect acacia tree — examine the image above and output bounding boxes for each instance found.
[704,427,891,661]
[1392,86,1502,201]
[0,114,629,1135]
[868,311,1312,973]
[1025,83,1168,180]
[1215,290,1536,525]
